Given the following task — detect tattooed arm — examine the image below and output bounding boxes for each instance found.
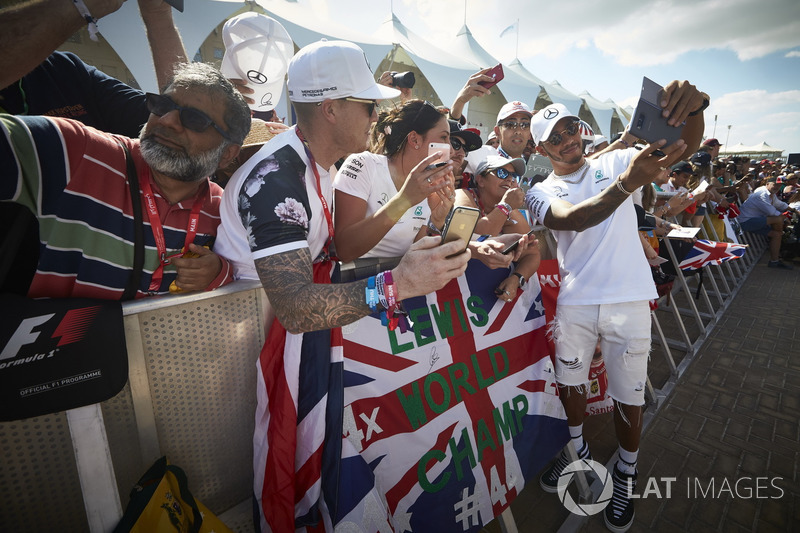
[256,237,470,334]
[256,248,369,334]
[543,140,686,232]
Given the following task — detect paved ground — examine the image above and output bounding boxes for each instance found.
[485,251,800,532]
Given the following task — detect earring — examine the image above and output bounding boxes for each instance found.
[415,145,419,149]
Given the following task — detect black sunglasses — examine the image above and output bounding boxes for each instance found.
[343,97,377,116]
[493,167,520,181]
[500,120,531,130]
[450,137,465,152]
[544,119,580,146]
[145,93,233,142]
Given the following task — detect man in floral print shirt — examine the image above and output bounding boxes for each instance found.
[214,40,472,532]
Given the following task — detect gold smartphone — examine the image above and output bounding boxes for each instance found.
[440,206,480,257]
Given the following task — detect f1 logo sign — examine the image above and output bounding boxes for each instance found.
[0,314,55,361]
[0,306,100,361]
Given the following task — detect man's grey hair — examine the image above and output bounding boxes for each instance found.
[164,62,251,145]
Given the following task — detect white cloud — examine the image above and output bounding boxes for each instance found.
[786,51,800,58]
[705,90,800,150]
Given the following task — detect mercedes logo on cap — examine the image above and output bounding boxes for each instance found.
[248,70,268,84]
[544,108,559,120]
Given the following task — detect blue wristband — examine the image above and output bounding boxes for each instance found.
[365,276,378,312]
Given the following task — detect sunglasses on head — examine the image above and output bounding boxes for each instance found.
[492,167,520,181]
[410,100,442,129]
[544,119,580,146]
[146,93,232,142]
[500,120,531,130]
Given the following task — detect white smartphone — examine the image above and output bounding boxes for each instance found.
[428,142,451,164]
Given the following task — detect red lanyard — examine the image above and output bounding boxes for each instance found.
[295,127,335,257]
[139,168,203,292]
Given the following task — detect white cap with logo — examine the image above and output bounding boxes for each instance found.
[288,40,400,103]
[496,100,532,123]
[220,13,294,112]
[529,103,579,145]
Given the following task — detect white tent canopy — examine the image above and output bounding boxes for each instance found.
[578,91,617,137]
[97,0,632,142]
[505,59,583,115]
[720,141,783,158]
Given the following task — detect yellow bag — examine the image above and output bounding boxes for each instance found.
[114,457,233,533]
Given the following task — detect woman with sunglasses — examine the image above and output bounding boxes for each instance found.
[333,99,456,265]
[454,155,540,302]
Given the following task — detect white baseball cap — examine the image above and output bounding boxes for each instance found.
[287,40,400,103]
[220,13,294,112]
[529,103,579,145]
[496,101,532,123]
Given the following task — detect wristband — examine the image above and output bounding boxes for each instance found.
[495,202,512,219]
[618,138,631,148]
[365,276,378,312]
[72,0,100,42]
[511,272,526,288]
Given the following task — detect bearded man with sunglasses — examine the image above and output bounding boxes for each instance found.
[0,62,251,299]
[525,82,707,532]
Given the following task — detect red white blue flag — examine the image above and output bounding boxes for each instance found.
[679,239,747,271]
[333,260,568,531]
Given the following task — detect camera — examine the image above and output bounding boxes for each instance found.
[391,71,416,89]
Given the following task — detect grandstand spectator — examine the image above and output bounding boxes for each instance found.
[698,138,722,159]
[0,62,250,299]
[738,176,799,269]
[494,100,533,159]
[525,78,707,533]
[455,155,540,301]
[332,99,456,263]
[450,120,484,188]
[486,130,499,149]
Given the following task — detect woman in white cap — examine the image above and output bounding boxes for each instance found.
[333,100,456,267]
[454,155,540,302]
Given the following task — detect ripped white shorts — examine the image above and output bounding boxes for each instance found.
[550,300,651,406]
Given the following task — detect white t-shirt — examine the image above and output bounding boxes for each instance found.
[333,151,429,258]
[525,148,657,305]
[215,127,334,280]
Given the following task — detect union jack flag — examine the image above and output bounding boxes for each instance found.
[254,262,343,533]
[679,239,747,271]
[333,261,567,531]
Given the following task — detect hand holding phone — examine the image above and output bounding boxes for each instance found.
[629,77,684,154]
[441,206,480,258]
[428,142,450,164]
[501,229,536,255]
[478,64,504,89]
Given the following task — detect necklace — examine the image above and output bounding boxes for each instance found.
[552,162,590,184]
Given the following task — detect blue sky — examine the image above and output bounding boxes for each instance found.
[300,0,800,157]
